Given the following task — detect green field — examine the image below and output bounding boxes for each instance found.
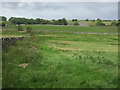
[3,25,118,33]
[2,26,119,88]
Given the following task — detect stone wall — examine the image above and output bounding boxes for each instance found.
[2,37,24,51]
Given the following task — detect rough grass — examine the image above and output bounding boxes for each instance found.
[2,30,118,88]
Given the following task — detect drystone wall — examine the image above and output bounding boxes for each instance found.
[2,37,24,51]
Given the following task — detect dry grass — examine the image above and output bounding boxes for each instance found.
[48,40,118,52]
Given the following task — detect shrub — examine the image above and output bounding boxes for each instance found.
[74,21,79,26]
[111,21,120,26]
[1,22,6,27]
[26,27,32,33]
[96,21,105,26]
[17,25,24,31]
[85,19,89,21]
[72,19,78,22]
[26,26,34,37]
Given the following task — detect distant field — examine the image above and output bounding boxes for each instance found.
[3,25,118,33]
[3,25,119,88]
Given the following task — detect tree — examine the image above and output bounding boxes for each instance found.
[9,17,25,25]
[41,19,48,24]
[0,16,7,21]
[72,19,78,22]
[35,18,42,24]
[52,19,55,21]
[85,19,89,21]
[25,18,34,24]
[97,18,101,22]
[92,19,95,22]
[53,18,67,25]
[62,18,67,25]
[8,17,67,25]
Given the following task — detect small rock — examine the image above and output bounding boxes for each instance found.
[18,63,29,68]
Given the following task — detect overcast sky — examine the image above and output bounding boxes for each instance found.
[1,2,118,20]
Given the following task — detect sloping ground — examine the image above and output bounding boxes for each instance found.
[2,32,118,88]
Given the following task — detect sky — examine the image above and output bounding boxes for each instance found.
[1,2,118,20]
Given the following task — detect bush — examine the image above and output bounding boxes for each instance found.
[74,21,79,26]
[111,21,117,26]
[72,19,78,22]
[17,25,24,31]
[26,27,34,37]
[1,22,6,27]
[26,27,32,33]
[111,21,120,26]
[116,21,120,26]
[85,19,89,21]
[96,21,105,26]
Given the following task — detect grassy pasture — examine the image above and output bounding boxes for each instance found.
[3,25,118,33]
[2,26,119,88]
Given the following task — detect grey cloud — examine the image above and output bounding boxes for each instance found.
[1,2,118,20]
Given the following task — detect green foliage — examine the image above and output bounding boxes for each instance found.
[52,18,67,25]
[72,19,78,22]
[9,17,67,25]
[97,18,102,22]
[0,16,7,21]
[17,25,24,31]
[92,19,95,22]
[26,26,34,37]
[74,21,79,26]
[96,20,105,26]
[26,27,32,33]
[85,19,89,21]
[117,21,120,26]
[35,18,41,24]
[0,22,6,27]
[111,21,120,26]
[2,22,6,27]
[111,21,117,26]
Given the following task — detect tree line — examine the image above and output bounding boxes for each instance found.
[0,16,120,26]
[9,17,67,25]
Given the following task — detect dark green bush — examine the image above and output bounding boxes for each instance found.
[74,21,79,26]
[26,26,32,33]
[17,25,24,31]
[1,22,6,27]
[96,21,105,26]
